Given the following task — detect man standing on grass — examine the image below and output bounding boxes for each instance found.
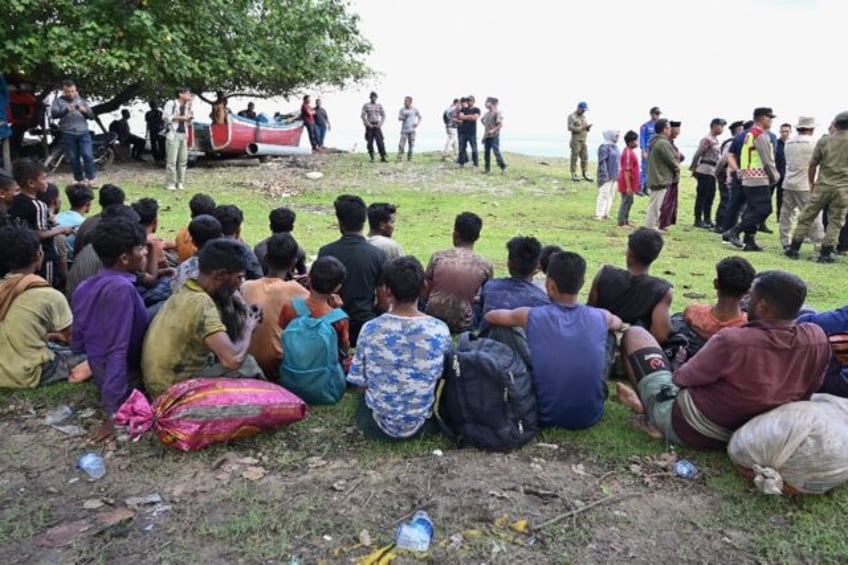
[567,101,592,182]
[736,107,780,252]
[481,97,507,174]
[639,106,662,194]
[778,117,823,252]
[786,111,848,263]
[397,96,421,162]
[162,87,193,191]
[643,120,677,232]
[690,118,726,229]
[457,96,481,168]
[314,98,331,149]
[442,98,459,160]
[361,92,387,163]
[50,79,97,187]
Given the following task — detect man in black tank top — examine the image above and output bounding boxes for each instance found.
[588,227,673,342]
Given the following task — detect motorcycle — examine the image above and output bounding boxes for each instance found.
[41,125,119,174]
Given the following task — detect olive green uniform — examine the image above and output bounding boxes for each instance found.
[793,129,848,248]
[567,111,589,175]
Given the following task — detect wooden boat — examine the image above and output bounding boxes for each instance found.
[193,113,304,155]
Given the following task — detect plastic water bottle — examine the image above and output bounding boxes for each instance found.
[673,458,698,479]
[76,452,106,480]
[44,404,74,425]
[395,511,434,552]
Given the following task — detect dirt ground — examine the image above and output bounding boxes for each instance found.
[0,387,759,565]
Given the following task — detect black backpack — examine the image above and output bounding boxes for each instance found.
[435,332,537,451]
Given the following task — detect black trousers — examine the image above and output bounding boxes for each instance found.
[714,178,730,229]
[693,172,717,223]
[740,186,773,236]
[457,131,478,166]
[721,175,746,232]
[364,126,386,159]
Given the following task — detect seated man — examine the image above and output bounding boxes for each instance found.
[142,239,263,398]
[170,214,222,292]
[485,251,622,430]
[479,236,550,332]
[55,183,94,262]
[681,256,754,344]
[71,217,149,418]
[243,233,309,379]
[797,305,848,397]
[588,227,672,343]
[175,193,216,263]
[212,204,264,281]
[618,270,831,449]
[424,211,493,334]
[108,109,146,160]
[347,256,452,440]
[254,207,307,277]
[366,202,404,260]
[0,224,85,388]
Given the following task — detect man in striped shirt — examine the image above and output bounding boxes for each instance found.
[361,92,388,163]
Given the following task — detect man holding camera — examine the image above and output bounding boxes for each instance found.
[50,79,97,186]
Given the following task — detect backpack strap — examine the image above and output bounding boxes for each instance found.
[291,297,311,318]
[318,307,348,325]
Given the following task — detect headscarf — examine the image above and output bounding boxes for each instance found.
[602,129,619,145]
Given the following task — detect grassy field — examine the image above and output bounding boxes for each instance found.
[1,151,847,564]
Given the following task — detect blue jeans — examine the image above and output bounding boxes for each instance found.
[63,132,96,181]
[315,125,327,147]
[483,135,505,171]
[457,131,478,166]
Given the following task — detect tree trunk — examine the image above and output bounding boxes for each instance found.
[91,83,144,115]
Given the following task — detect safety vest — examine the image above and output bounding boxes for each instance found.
[738,127,770,180]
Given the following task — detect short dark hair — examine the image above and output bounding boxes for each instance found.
[506,236,542,278]
[98,184,125,208]
[12,158,47,187]
[539,244,563,274]
[333,194,367,232]
[654,119,670,135]
[188,214,222,249]
[383,256,425,303]
[628,227,664,266]
[175,86,190,97]
[265,233,299,271]
[66,183,94,209]
[454,211,483,243]
[752,270,807,320]
[780,123,792,129]
[835,118,848,131]
[0,172,17,192]
[715,256,756,298]
[131,197,159,227]
[197,238,251,274]
[102,204,141,223]
[121,109,130,119]
[189,193,216,218]
[546,251,586,294]
[90,217,147,267]
[62,79,76,88]
[0,225,40,270]
[212,204,244,237]
[37,182,60,205]
[269,207,296,233]
[624,130,638,144]
[309,255,347,294]
[367,202,397,232]
[743,120,754,130]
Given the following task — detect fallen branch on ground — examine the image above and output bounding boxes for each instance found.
[535,492,638,530]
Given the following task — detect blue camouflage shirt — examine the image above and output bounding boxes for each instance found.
[347,313,452,438]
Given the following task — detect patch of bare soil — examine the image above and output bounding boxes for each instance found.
[0,393,758,565]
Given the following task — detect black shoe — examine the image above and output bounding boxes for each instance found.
[380,156,388,163]
[500,164,508,174]
[722,229,743,248]
[757,223,774,234]
[817,245,837,263]
[693,220,707,229]
[743,234,763,252]
[703,221,715,229]
[785,240,802,259]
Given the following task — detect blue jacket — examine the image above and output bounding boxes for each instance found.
[597,142,620,186]
[797,306,848,387]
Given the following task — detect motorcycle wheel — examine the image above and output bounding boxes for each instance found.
[95,148,115,171]
[43,148,65,174]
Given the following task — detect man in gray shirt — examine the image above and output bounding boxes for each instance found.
[50,79,96,185]
[397,96,421,162]
[361,91,387,163]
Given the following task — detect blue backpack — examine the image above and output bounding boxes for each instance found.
[279,298,348,405]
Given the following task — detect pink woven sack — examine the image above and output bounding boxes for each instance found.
[115,378,307,451]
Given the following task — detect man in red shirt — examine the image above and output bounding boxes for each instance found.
[617,270,830,449]
[299,95,319,152]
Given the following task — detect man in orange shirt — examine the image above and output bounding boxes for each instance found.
[242,233,309,379]
[175,193,216,263]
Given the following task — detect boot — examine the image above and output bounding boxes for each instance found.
[757,222,774,234]
[571,173,581,182]
[817,245,837,263]
[784,239,802,259]
[743,233,763,252]
[722,225,743,248]
[583,172,594,182]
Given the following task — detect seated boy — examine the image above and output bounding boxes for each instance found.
[485,251,622,430]
[0,224,85,388]
[424,211,493,333]
[681,256,754,344]
[71,217,149,418]
[479,236,550,332]
[55,183,94,262]
[243,233,309,379]
[254,207,307,277]
[141,239,263,398]
[797,305,848,397]
[347,256,453,440]
[175,193,216,263]
[280,255,351,372]
[171,214,222,292]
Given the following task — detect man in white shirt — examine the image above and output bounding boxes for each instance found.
[778,116,824,250]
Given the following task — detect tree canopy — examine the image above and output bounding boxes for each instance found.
[1,0,372,112]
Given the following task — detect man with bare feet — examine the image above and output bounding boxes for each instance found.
[617,270,831,448]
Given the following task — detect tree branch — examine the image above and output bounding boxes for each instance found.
[91,83,144,115]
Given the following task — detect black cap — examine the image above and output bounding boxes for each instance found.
[669,120,682,128]
[753,107,776,120]
[650,106,661,115]
[710,118,727,127]
[728,120,745,131]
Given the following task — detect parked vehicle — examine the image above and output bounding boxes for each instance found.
[41,125,119,174]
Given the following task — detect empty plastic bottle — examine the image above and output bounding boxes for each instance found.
[76,452,106,480]
[395,511,434,552]
[44,404,74,425]
[673,458,698,479]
